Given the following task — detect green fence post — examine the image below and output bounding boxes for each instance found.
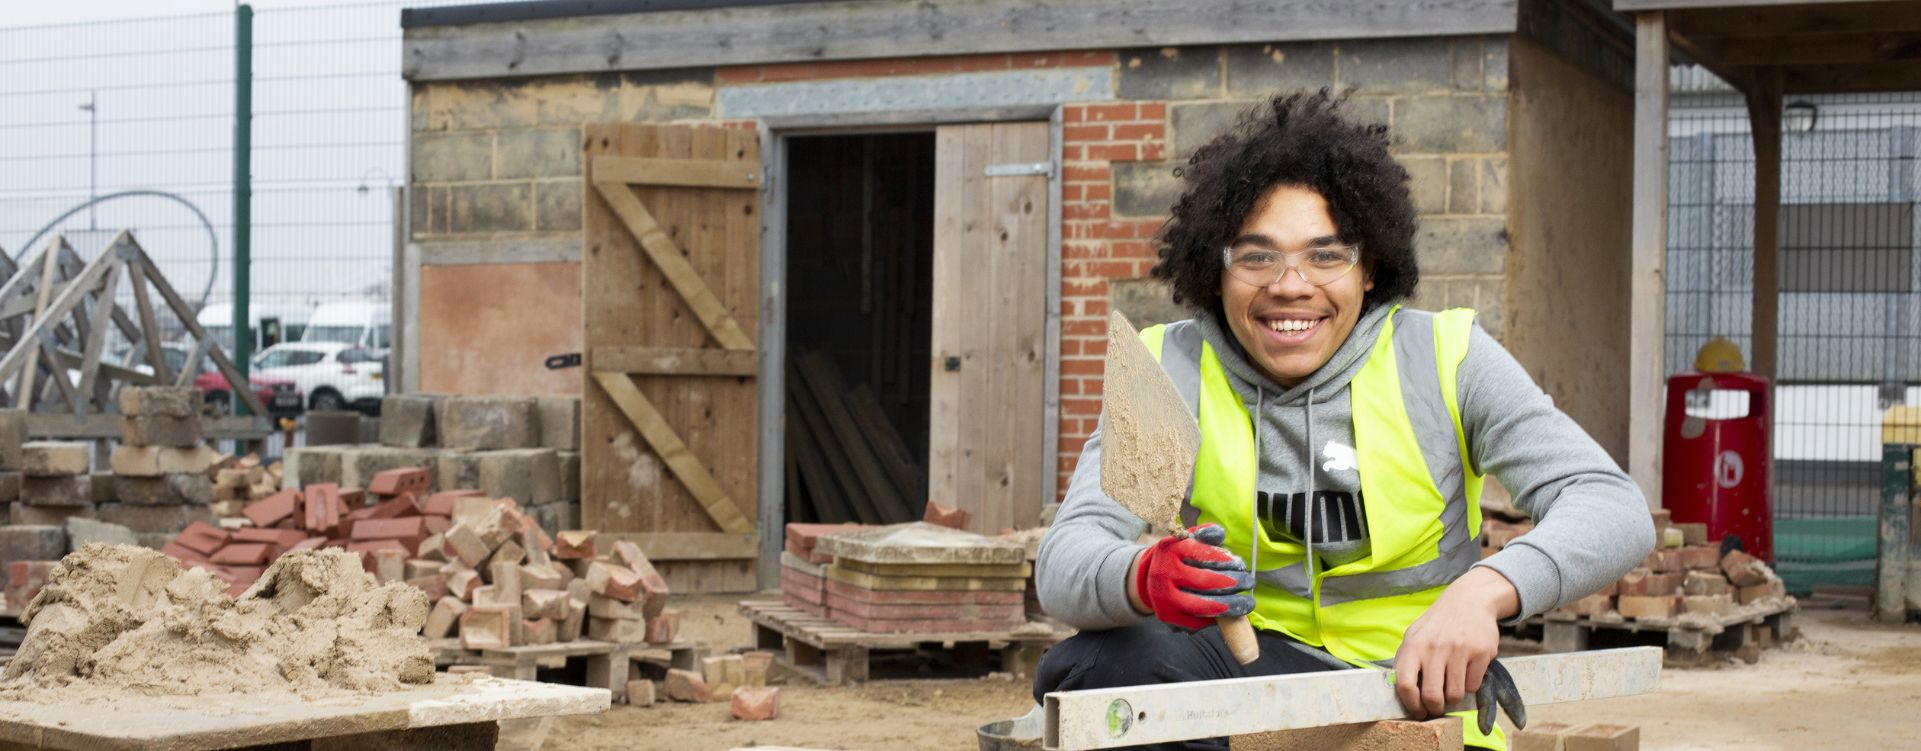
[231,3,253,416]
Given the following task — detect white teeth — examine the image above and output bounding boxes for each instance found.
[1267,319,1317,333]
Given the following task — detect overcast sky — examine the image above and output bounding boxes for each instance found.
[4,1,366,29]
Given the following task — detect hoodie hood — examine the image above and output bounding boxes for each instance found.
[1196,303,1393,407]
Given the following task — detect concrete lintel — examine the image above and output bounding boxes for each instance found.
[718,68,1112,120]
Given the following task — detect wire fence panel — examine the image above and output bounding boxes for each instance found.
[1667,73,1921,591]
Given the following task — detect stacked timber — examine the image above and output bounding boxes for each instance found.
[810,522,1030,634]
[784,350,922,525]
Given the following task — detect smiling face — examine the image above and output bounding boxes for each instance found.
[1220,185,1373,388]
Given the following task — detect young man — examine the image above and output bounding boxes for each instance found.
[1033,90,1654,750]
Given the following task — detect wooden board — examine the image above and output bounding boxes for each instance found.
[418,261,581,396]
[928,122,1050,534]
[739,599,1067,649]
[0,675,606,751]
[581,124,761,574]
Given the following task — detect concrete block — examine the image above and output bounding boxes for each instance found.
[528,501,578,537]
[1224,42,1334,98]
[435,452,482,492]
[94,502,213,534]
[1448,158,1479,215]
[359,416,381,444]
[1483,38,1509,91]
[411,130,492,182]
[557,450,579,501]
[1112,161,1182,218]
[437,396,537,450]
[0,409,25,470]
[157,445,220,475]
[496,128,582,179]
[284,445,347,488]
[1117,45,1222,100]
[476,448,560,505]
[447,183,532,234]
[21,475,91,507]
[0,525,67,564]
[534,396,580,451]
[115,474,214,506]
[379,394,441,448]
[1338,37,1453,94]
[88,473,116,503]
[10,503,92,526]
[20,442,89,477]
[1170,100,1247,161]
[305,411,362,446]
[1563,723,1638,751]
[121,415,201,447]
[1514,721,1577,751]
[118,386,202,418]
[65,517,135,548]
[1479,155,1507,214]
[0,472,17,503]
[1415,216,1507,275]
[534,180,583,232]
[1450,38,1484,92]
[1402,155,1447,214]
[813,522,1025,565]
[110,446,162,477]
[1393,94,1507,152]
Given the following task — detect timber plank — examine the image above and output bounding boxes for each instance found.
[793,352,912,524]
[592,156,759,190]
[594,371,751,535]
[591,347,757,376]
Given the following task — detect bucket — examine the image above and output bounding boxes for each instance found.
[978,704,1045,751]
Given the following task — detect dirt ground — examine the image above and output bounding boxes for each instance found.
[519,594,1921,751]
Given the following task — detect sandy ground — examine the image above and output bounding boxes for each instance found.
[521,594,1921,751]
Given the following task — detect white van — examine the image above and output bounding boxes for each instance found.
[301,301,391,352]
[198,302,312,356]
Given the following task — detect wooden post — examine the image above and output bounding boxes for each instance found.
[1629,11,1671,508]
[1744,67,1783,382]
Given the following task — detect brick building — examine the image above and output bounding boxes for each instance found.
[400,0,1640,589]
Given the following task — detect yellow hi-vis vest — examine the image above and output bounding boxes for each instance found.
[1141,307,1502,750]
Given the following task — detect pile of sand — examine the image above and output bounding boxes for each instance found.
[0,544,433,702]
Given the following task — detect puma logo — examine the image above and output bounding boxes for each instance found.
[1322,441,1358,473]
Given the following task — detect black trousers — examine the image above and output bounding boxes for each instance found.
[1032,621,1495,751]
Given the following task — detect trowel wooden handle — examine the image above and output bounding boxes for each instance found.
[1218,614,1259,664]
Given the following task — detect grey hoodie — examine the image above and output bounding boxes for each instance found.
[1036,305,1654,631]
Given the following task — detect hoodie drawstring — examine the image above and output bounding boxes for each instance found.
[1254,386,1318,597]
[1304,387,1316,586]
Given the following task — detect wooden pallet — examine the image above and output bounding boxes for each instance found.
[739,599,1071,686]
[626,641,708,682]
[1519,598,1797,662]
[429,639,632,701]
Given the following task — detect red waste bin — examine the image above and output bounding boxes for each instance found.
[1662,371,1773,562]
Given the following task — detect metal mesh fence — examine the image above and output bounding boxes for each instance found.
[1666,70,1921,590]
[0,1,464,363]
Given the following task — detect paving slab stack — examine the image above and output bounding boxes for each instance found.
[283,394,581,533]
[803,522,1032,634]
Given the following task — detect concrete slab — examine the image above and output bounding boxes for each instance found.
[0,675,608,751]
[812,522,1024,566]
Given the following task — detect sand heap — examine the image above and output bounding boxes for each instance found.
[0,544,433,702]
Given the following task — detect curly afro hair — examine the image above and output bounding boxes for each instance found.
[1152,89,1419,316]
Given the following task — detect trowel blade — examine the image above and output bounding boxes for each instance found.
[1098,311,1202,535]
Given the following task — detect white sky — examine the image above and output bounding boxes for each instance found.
[3,1,383,29]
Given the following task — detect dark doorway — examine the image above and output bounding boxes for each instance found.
[783,132,935,525]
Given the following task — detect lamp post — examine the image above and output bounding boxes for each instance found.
[78,91,97,230]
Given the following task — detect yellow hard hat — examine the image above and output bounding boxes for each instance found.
[1694,338,1746,373]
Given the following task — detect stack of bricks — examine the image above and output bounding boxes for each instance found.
[157,467,438,596]
[807,522,1031,634]
[95,387,217,544]
[1553,509,1789,622]
[779,522,863,618]
[208,454,284,517]
[0,439,95,609]
[657,650,778,719]
[425,521,678,651]
[1514,721,1640,750]
[284,394,582,534]
[1480,517,1535,559]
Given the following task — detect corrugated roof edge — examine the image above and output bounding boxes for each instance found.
[402,0,857,29]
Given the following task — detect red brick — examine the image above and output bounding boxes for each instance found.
[368,494,421,520]
[824,579,1023,605]
[1675,545,1720,571]
[1111,123,1166,141]
[459,606,514,650]
[352,516,430,544]
[730,685,780,721]
[367,467,430,497]
[783,538,833,564]
[663,668,711,702]
[1721,550,1770,587]
[780,567,825,605]
[1080,103,1139,122]
[1064,124,1110,142]
[1138,102,1167,119]
[287,537,327,553]
[611,541,671,617]
[174,521,231,556]
[828,609,1024,634]
[783,590,828,618]
[553,530,597,559]
[1616,569,1682,597]
[161,542,208,564]
[1556,593,1614,618]
[922,501,970,531]
[423,515,452,535]
[645,610,679,644]
[1616,594,1678,620]
[232,527,309,549]
[1085,143,1140,162]
[303,484,341,533]
[338,487,365,508]
[210,543,274,566]
[586,561,645,603]
[824,593,1022,622]
[242,490,298,527]
[347,538,409,557]
[1563,723,1639,751]
[5,560,55,608]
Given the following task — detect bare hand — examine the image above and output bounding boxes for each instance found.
[1392,567,1519,719]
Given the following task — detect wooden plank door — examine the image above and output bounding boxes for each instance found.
[929,122,1051,533]
[581,123,761,593]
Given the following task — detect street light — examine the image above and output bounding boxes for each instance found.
[77,91,97,230]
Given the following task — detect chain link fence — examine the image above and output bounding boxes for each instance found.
[1666,68,1921,591]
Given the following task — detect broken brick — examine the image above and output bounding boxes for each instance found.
[645,610,680,644]
[368,467,431,497]
[459,605,515,650]
[585,561,645,602]
[729,685,779,721]
[210,543,274,566]
[553,530,596,559]
[232,527,310,549]
[441,523,491,567]
[663,668,711,702]
[626,679,656,707]
[1675,545,1721,571]
[174,521,230,557]
[422,489,484,517]
[1721,550,1770,587]
[424,596,467,639]
[922,501,971,531]
[1562,723,1639,751]
[1616,594,1678,620]
[351,516,430,545]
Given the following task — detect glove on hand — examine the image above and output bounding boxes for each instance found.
[1134,523,1256,630]
[1474,658,1528,735]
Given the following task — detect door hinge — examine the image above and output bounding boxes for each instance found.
[984,161,1054,177]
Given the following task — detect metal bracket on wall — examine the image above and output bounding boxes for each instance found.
[985,161,1054,177]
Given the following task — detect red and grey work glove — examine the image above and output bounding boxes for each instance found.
[1133,523,1256,630]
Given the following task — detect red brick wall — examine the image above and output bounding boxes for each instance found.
[1056,101,1169,500]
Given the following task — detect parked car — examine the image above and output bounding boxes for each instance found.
[250,341,385,413]
[300,301,389,353]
